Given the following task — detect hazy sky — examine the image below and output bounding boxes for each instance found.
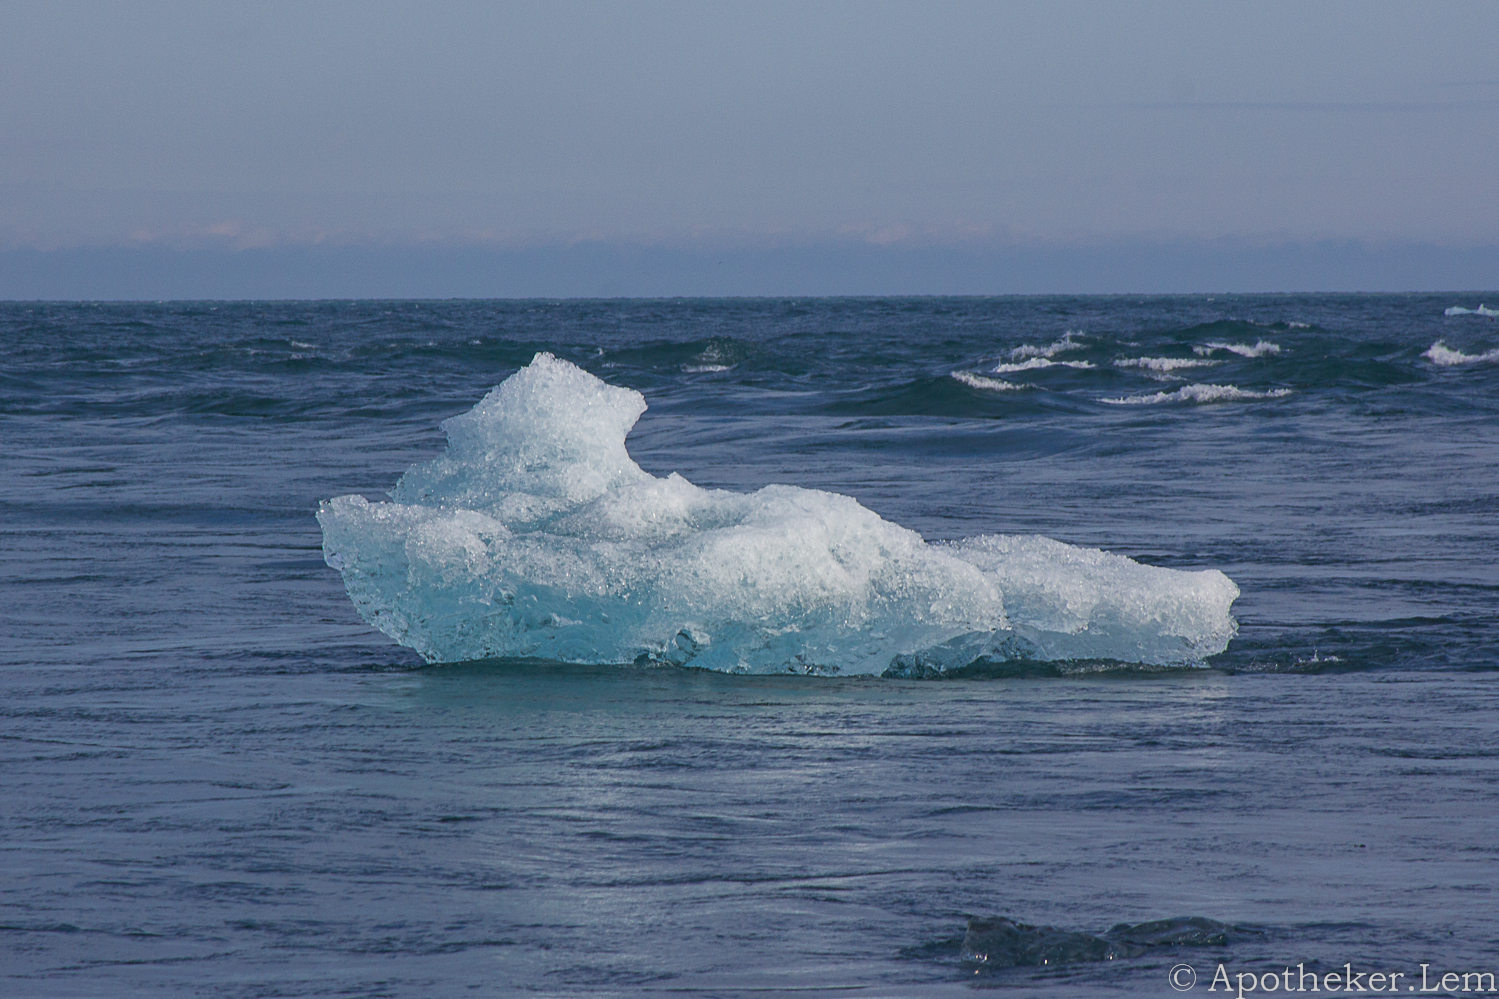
[3,1,1498,255]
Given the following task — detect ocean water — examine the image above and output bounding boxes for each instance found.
[2,295,1497,997]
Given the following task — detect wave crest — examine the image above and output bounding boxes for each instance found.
[1424,341,1499,365]
[1193,340,1282,358]
[1101,384,1293,406]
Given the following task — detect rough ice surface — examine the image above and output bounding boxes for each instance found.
[318,353,1239,674]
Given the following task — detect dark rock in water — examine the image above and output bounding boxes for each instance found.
[1106,916,1233,947]
[960,918,1144,968]
[961,915,1237,969]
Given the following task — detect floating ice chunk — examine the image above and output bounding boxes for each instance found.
[319,353,1239,673]
[1424,340,1499,365]
[1101,383,1292,405]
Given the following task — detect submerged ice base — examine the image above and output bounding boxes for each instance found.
[318,353,1239,674]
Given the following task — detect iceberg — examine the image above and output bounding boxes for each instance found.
[318,353,1239,674]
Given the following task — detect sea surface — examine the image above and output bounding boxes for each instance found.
[2,295,1497,997]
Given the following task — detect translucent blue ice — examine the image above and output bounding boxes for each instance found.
[318,353,1239,673]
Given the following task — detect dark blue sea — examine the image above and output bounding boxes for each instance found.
[3,295,1498,997]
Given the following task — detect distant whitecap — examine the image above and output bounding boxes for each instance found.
[1101,384,1293,405]
[1008,332,1086,360]
[991,357,1095,373]
[1114,356,1219,373]
[1192,340,1282,358]
[951,371,1027,391]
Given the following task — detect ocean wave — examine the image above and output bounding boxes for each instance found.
[991,357,1095,373]
[319,354,1239,673]
[682,363,734,373]
[1444,305,1499,317]
[1424,341,1499,365]
[1008,332,1086,360]
[1101,383,1293,405]
[1192,340,1282,358]
[951,371,1027,391]
[1114,356,1220,373]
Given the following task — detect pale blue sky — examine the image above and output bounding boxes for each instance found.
[2,1,1497,294]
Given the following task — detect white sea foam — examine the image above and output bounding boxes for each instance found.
[318,354,1239,673]
[991,357,1095,374]
[1114,357,1220,373]
[951,371,1026,391]
[682,364,734,373]
[1101,384,1293,405]
[1192,340,1282,358]
[1008,332,1086,360]
[1444,305,1499,317]
[1424,341,1499,365]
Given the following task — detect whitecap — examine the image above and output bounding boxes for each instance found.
[1101,384,1293,405]
[1424,341,1499,365]
[1444,305,1499,317]
[290,340,315,349]
[1008,331,1086,360]
[1114,357,1220,373]
[951,371,1027,391]
[1192,340,1282,358]
[319,354,1239,673]
[991,357,1095,374]
[682,364,734,373]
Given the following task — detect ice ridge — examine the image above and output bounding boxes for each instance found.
[319,353,1239,674]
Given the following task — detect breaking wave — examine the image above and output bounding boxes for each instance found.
[991,357,1095,374]
[1008,332,1086,360]
[1102,384,1293,406]
[1193,340,1282,358]
[1424,341,1499,365]
[1445,305,1499,317]
[950,371,1027,392]
[1114,356,1220,374]
[318,354,1239,674]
